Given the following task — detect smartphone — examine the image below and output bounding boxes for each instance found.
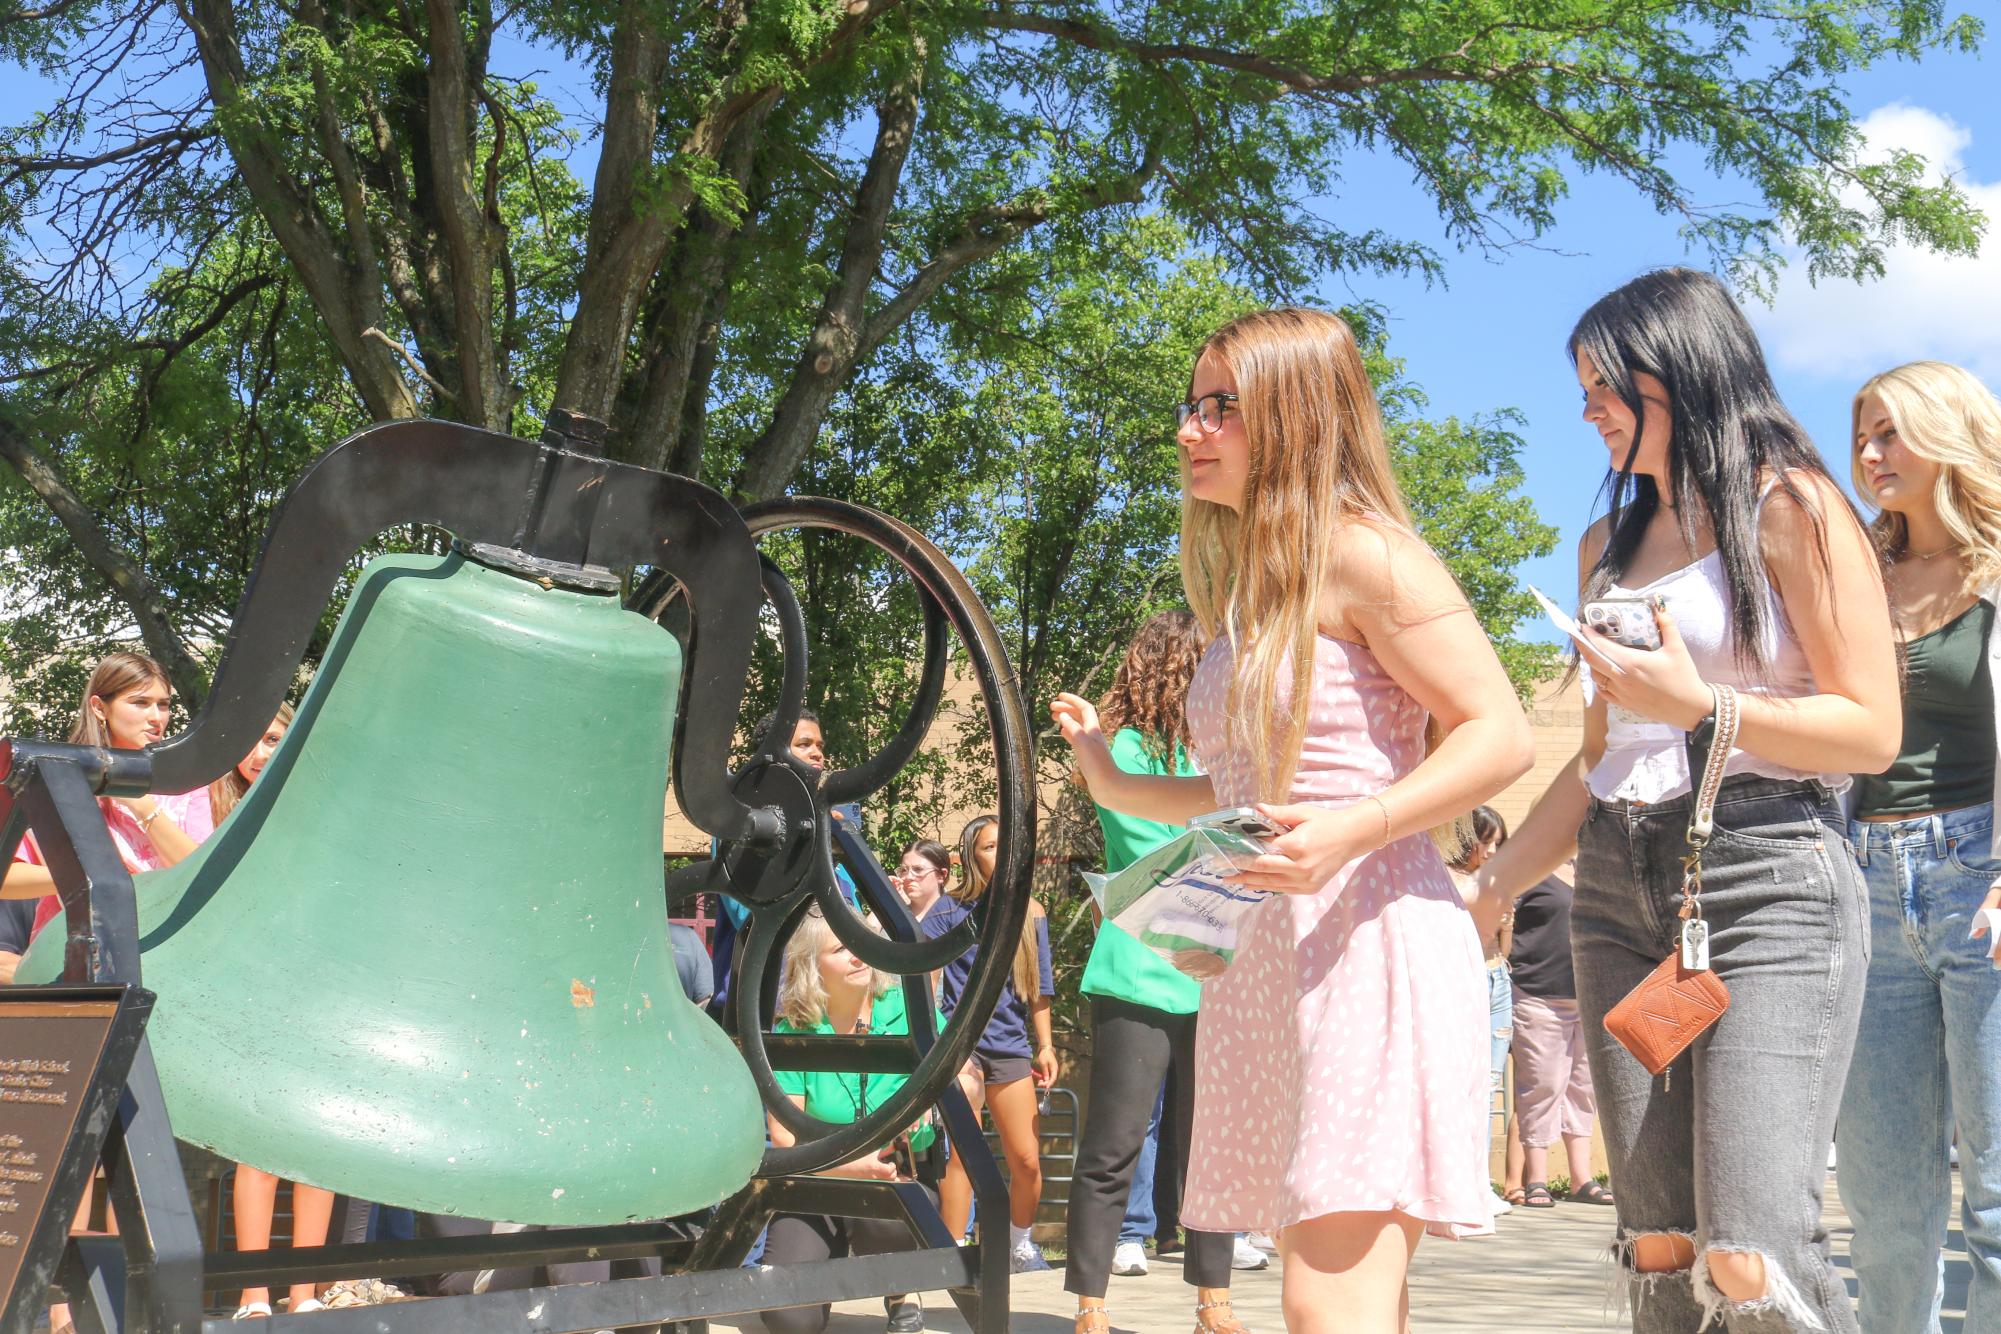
[1581,597,1663,651]
[1189,806,1285,842]
[879,1134,916,1179]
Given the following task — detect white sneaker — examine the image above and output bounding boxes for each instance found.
[1491,1195,1514,1215]
[1111,1240,1149,1276]
[1245,1230,1278,1253]
[1827,1144,1838,1171]
[1010,1236,1052,1273]
[1231,1235,1269,1271]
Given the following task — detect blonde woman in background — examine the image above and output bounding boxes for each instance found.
[1054,307,1534,1333]
[920,814,1057,1271]
[762,908,949,1334]
[1840,362,2001,1334]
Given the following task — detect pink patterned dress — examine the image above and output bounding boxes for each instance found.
[1179,632,1494,1238]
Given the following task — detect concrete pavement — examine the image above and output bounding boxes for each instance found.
[708,1168,1977,1331]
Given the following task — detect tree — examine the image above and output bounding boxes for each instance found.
[719,215,1555,1037]
[0,0,1985,692]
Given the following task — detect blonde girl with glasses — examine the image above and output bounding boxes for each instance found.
[1053,307,1535,1333]
[2,651,207,1334]
[1839,361,2001,1334]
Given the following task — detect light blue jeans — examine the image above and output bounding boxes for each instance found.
[1119,1087,1163,1244]
[1840,802,2001,1334]
[1487,960,1513,1174]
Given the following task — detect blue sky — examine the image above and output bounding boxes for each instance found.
[1317,44,2001,642]
[3,27,1995,654]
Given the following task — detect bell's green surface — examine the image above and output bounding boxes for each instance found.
[22,553,765,1222]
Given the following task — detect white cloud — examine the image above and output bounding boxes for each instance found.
[1753,103,2001,385]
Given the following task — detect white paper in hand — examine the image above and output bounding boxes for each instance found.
[1529,584,1599,706]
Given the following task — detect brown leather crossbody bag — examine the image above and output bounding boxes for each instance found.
[1602,684,1739,1082]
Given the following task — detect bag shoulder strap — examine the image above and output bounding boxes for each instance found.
[1682,684,1741,849]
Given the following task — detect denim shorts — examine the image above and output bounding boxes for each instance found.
[1574,775,1866,1333]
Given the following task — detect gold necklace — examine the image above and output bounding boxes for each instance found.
[1904,544,1960,561]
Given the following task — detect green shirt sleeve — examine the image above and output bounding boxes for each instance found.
[1079,728,1204,1014]
[771,1019,810,1098]
[1097,729,1192,873]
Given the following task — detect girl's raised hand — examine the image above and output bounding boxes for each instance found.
[1049,693,1114,789]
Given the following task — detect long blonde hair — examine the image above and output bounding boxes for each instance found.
[1852,361,2001,592]
[1179,308,1417,800]
[69,652,171,748]
[776,909,890,1031]
[947,815,1041,1003]
[207,702,296,824]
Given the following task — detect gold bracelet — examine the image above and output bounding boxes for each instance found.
[1365,794,1392,849]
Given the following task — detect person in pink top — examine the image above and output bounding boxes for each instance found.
[2,652,205,932]
[1,651,207,1334]
[1052,308,1534,1334]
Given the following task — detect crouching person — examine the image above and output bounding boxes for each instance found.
[763,906,950,1334]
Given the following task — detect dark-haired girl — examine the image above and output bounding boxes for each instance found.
[1473,267,1899,1332]
[1064,609,1247,1334]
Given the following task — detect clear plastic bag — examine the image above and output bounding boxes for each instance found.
[1081,826,1271,981]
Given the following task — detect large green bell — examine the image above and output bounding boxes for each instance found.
[21,551,765,1223]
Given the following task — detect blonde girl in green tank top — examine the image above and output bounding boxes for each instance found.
[1839,361,2001,1334]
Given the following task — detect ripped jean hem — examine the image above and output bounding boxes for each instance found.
[1608,1232,1830,1332]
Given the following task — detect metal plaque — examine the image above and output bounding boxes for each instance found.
[0,985,148,1330]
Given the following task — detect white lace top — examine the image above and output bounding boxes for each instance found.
[1587,484,1846,804]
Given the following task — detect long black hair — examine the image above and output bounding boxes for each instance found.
[1569,267,1846,669]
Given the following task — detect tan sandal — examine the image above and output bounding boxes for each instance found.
[1195,1297,1251,1334]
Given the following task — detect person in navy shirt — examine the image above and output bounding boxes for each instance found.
[921,814,1057,1272]
[708,708,861,1020]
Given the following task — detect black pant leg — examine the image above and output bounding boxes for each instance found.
[1063,996,1178,1297]
[1171,1011,1234,1290]
[757,1213,843,1334]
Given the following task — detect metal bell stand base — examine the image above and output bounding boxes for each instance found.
[0,410,1035,1334]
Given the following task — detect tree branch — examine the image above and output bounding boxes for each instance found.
[0,125,216,180]
[613,92,774,472]
[866,140,1161,351]
[424,0,506,428]
[987,10,1576,96]
[734,54,922,499]
[0,403,208,705]
[176,0,417,421]
[363,325,456,403]
[551,0,905,424]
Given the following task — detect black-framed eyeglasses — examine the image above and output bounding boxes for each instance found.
[1176,392,1238,433]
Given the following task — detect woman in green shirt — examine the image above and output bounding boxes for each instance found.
[764,908,949,1334]
[1065,611,1248,1334]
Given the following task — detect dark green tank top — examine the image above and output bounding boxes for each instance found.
[1853,601,1997,818]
